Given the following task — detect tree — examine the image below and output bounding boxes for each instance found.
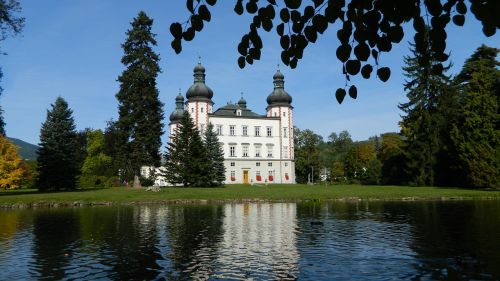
[116,11,164,181]
[204,123,226,186]
[450,45,499,188]
[169,0,497,102]
[0,0,25,42]
[294,127,323,183]
[79,129,113,187]
[0,0,24,135]
[378,132,407,185]
[398,31,453,187]
[344,142,378,182]
[163,112,210,187]
[0,134,27,189]
[36,97,78,191]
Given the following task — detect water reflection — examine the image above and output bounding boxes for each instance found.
[1,201,500,280]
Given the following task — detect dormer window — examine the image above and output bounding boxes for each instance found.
[236,109,242,116]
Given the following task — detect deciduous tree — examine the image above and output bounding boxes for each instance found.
[79,129,113,187]
[0,134,26,189]
[294,127,323,183]
[169,0,497,101]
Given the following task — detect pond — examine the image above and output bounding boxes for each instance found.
[1,201,499,280]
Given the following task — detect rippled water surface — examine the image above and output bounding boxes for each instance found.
[1,201,500,280]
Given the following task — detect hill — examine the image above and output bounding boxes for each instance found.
[7,137,38,160]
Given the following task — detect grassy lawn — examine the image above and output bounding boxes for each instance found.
[1,184,500,207]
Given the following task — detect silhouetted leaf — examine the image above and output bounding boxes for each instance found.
[234,0,244,15]
[453,15,465,26]
[456,1,467,14]
[346,59,361,75]
[377,67,391,82]
[304,26,317,42]
[335,88,346,104]
[198,5,211,22]
[206,0,217,6]
[191,15,203,31]
[336,44,351,62]
[262,19,273,31]
[171,39,182,54]
[361,64,373,79]
[277,23,285,36]
[285,0,301,10]
[348,85,357,99]
[238,56,246,68]
[183,27,195,41]
[280,35,290,49]
[186,0,195,13]
[170,22,182,39]
[246,1,258,13]
[312,0,324,8]
[280,8,290,22]
[354,42,370,61]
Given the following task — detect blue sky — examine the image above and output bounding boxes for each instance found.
[1,1,498,145]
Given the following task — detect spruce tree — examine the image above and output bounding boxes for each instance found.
[399,31,453,186]
[116,11,163,181]
[36,97,78,191]
[204,123,226,186]
[451,45,500,188]
[163,112,209,187]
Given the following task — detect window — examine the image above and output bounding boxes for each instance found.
[230,162,235,167]
[255,126,261,136]
[267,147,273,158]
[268,171,273,175]
[255,146,261,157]
[256,171,261,181]
[230,125,235,136]
[236,110,242,116]
[267,127,272,137]
[274,112,277,117]
[256,162,261,167]
[230,145,236,157]
[242,126,248,136]
[191,108,194,113]
[283,111,286,117]
[283,146,289,158]
[200,124,205,134]
[230,171,236,181]
[285,162,288,167]
[201,107,204,113]
[268,162,272,167]
[283,127,288,138]
[242,145,249,157]
[216,125,223,135]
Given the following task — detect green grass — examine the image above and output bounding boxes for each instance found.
[1,184,500,207]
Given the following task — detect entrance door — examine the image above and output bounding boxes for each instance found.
[243,170,249,184]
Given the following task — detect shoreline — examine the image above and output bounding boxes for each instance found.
[2,196,500,209]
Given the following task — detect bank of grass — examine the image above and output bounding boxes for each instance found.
[1,184,500,208]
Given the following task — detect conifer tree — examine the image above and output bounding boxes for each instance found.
[163,112,209,187]
[451,45,500,188]
[204,123,225,186]
[36,97,78,191]
[116,11,164,181]
[399,31,453,186]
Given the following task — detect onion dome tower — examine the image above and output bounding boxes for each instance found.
[237,94,247,109]
[266,67,294,167]
[185,58,214,133]
[266,69,292,109]
[168,91,185,139]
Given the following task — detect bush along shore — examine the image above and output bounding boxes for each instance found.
[1,184,500,208]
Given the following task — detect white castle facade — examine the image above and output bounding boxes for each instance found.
[167,62,296,184]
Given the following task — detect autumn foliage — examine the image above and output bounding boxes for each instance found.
[0,135,28,189]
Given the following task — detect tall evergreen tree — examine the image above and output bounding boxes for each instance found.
[163,112,209,187]
[399,32,453,186]
[451,45,500,188]
[36,97,78,191]
[204,123,226,186]
[116,11,164,180]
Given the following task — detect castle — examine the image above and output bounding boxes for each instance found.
[164,61,296,185]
